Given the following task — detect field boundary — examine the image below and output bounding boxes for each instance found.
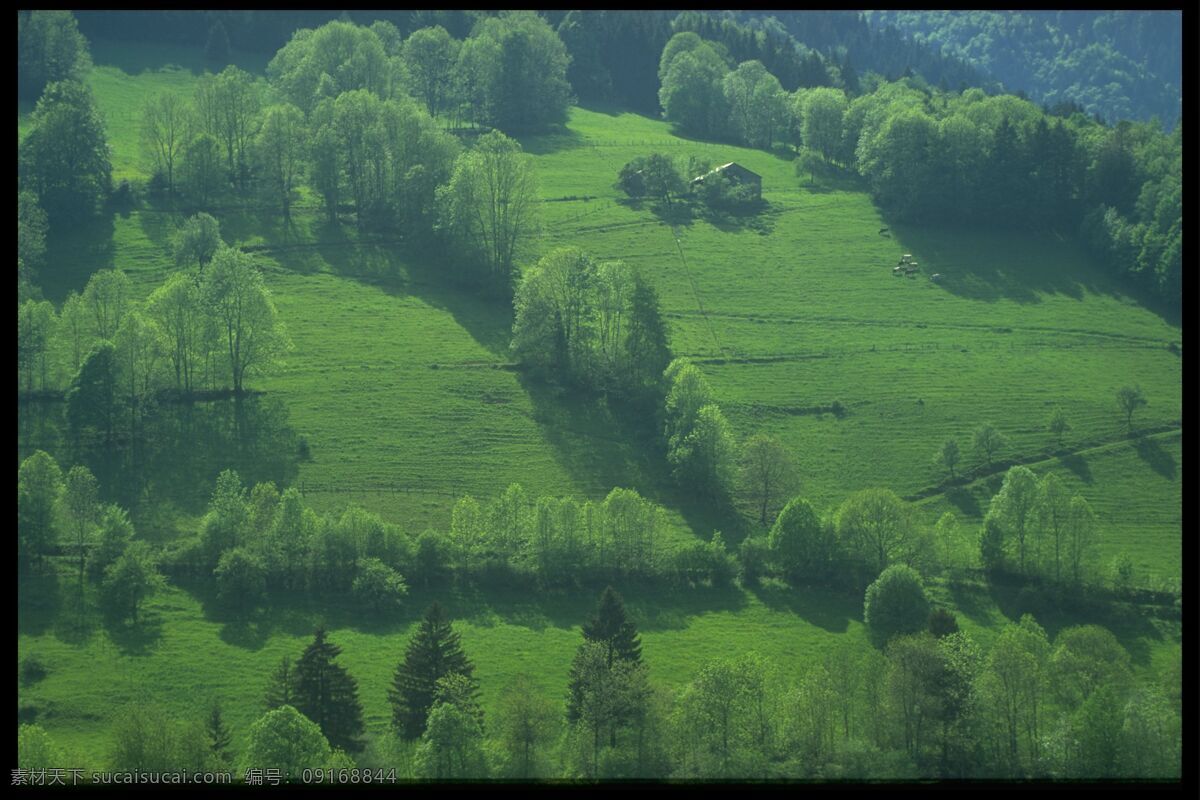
[907,422,1182,504]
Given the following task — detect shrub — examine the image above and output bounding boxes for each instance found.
[352,557,408,613]
[768,497,834,583]
[737,535,770,585]
[863,564,930,647]
[928,607,959,638]
[20,655,48,686]
[672,531,735,587]
[214,547,267,611]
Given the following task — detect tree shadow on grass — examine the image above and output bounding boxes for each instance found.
[1058,452,1094,484]
[18,566,62,637]
[986,580,1166,667]
[945,580,1004,628]
[517,125,588,156]
[1134,436,1177,480]
[409,581,747,635]
[888,223,1100,307]
[136,202,184,255]
[701,200,777,236]
[746,579,860,634]
[42,211,116,304]
[945,486,983,518]
[20,396,300,520]
[615,197,696,228]
[103,608,165,657]
[519,379,751,546]
[51,583,100,646]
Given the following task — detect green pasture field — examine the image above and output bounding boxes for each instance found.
[18,42,1182,765]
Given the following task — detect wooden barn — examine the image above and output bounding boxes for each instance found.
[691,162,762,200]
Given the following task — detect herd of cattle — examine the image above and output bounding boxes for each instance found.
[891,253,941,283]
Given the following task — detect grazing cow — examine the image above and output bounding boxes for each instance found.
[930,273,942,282]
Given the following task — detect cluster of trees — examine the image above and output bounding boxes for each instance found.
[670,12,836,95]
[658,33,791,149]
[673,619,1178,780]
[17,453,166,622]
[746,489,944,591]
[267,13,570,134]
[661,359,737,501]
[510,247,671,399]
[979,466,1099,586]
[18,234,290,417]
[446,485,736,588]
[22,590,1179,781]
[556,11,674,113]
[20,14,553,301]
[17,192,49,303]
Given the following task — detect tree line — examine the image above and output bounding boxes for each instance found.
[19,584,1181,780]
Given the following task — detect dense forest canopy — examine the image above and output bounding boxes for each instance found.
[865,11,1182,127]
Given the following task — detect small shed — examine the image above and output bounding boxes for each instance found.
[691,162,762,200]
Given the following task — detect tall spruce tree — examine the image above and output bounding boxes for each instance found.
[292,628,365,753]
[567,587,643,723]
[389,602,478,739]
[582,586,643,668]
[264,655,297,710]
[205,702,233,764]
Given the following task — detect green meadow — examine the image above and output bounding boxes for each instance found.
[18,42,1182,763]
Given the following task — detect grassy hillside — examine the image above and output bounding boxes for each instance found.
[18,42,1182,766]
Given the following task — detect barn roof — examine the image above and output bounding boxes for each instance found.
[692,161,762,184]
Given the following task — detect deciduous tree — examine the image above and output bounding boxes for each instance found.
[19,80,111,220]
[864,564,930,647]
[140,93,188,193]
[742,434,799,525]
[1115,385,1146,430]
[18,450,63,565]
[438,131,539,291]
[201,247,291,394]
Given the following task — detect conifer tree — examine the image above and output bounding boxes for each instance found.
[389,602,478,739]
[205,702,233,764]
[205,19,231,67]
[568,587,643,724]
[264,655,297,711]
[293,628,365,753]
[582,586,643,668]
